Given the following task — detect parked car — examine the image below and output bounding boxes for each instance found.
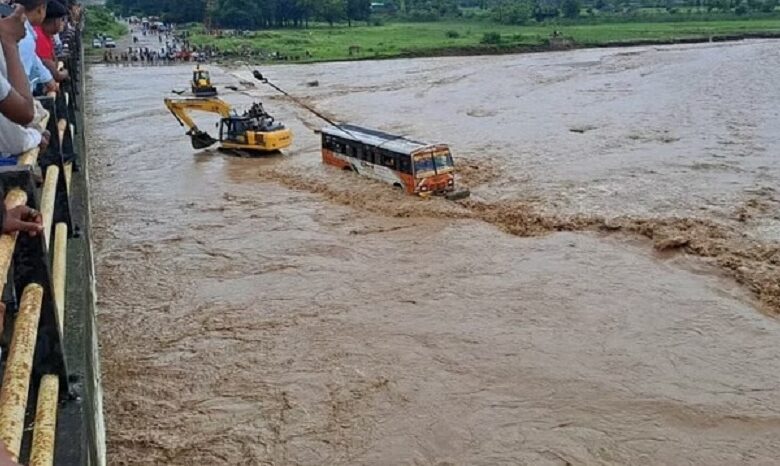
[92,38,102,48]
[104,38,117,48]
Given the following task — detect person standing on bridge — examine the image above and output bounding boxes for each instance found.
[0,3,50,157]
[16,0,58,94]
[33,0,67,83]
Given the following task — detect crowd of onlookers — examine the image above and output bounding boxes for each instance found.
[102,22,222,65]
[0,1,79,456]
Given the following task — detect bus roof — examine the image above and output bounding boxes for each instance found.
[322,124,443,155]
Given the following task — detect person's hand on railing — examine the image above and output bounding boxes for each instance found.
[44,81,59,95]
[2,205,42,236]
[0,441,19,465]
[39,129,50,153]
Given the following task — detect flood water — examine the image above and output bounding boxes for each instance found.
[87,40,780,465]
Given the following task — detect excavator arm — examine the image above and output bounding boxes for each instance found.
[163,98,234,149]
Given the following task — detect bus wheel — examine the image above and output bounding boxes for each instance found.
[345,164,355,171]
[393,183,403,190]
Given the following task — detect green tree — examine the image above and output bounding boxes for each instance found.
[560,0,581,17]
[493,0,534,24]
[214,0,261,28]
[761,0,779,12]
[319,0,347,25]
[346,0,371,26]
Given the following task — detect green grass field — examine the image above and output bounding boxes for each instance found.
[188,18,780,63]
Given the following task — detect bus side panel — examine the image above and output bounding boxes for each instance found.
[399,173,416,194]
[322,149,351,170]
[366,164,408,191]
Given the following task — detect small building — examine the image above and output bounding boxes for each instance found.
[370,2,394,13]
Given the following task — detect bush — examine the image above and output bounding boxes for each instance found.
[445,30,460,38]
[481,32,502,44]
[735,3,748,13]
[405,9,439,21]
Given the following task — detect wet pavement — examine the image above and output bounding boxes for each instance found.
[87,40,780,465]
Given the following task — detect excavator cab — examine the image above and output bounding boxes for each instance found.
[219,103,290,152]
[191,65,217,97]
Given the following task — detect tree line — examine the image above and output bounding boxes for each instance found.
[106,0,373,28]
[105,0,465,27]
[106,0,780,29]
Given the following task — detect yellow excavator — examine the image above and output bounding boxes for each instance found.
[164,97,293,154]
[191,65,217,97]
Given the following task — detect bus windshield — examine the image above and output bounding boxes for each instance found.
[414,156,435,175]
[414,151,454,176]
[433,152,454,172]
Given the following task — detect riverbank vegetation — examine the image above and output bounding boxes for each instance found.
[188,18,780,62]
[106,0,780,62]
[108,0,780,28]
[84,5,128,40]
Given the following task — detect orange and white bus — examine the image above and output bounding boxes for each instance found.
[321,124,456,195]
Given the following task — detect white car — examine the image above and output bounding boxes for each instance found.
[92,38,102,48]
[104,38,117,48]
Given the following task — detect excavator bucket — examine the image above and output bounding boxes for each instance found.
[188,129,218,149]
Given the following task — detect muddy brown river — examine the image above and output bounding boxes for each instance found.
[87,40,780,465]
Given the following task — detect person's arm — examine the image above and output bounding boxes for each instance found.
[0,95,43,154]
[0,183,4,240]
[41,59,67,82]
[32,54,54,90]
[0,121,41,155]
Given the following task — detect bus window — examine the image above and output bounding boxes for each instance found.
[414,155,435,174]
[333,138,344,153]
[346,144,355,158]
[359,145,371,161]
[433,151,454,172]
[381,152,397,169]
[399,154,412,173]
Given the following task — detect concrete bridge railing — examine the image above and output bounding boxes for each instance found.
[0,19,104,466]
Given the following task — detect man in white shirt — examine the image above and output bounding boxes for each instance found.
[0,45,42,156]
[17,0,56,93]
[0,4,43,157]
